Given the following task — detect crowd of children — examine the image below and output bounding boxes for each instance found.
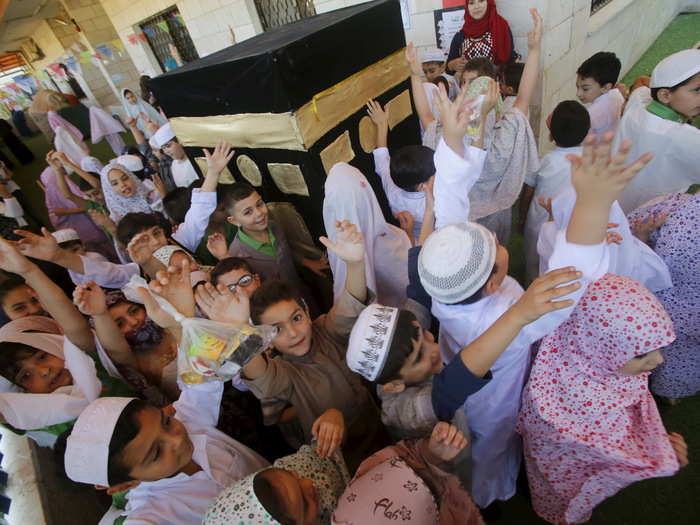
[0,2,698,524]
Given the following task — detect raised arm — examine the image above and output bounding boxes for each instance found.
[366,100,389,149]
[458,267,581,376]
[0,238,95,352]
[513,9,542,115]
[73,282,136,368]
[56,151,100,189]
[406,44,436,129]
[320,220,367,304]
[201,140,234,193]
[566,133,653,246]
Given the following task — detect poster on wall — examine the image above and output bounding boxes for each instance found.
[434,6,465,53]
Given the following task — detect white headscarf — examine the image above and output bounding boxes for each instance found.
[80,156,104,174]
[323,163,410,308]
[0,317,102,430]
[120,88,166,138]
[99,162,153,222]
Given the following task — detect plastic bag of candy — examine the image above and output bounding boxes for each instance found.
[123,276,277,384]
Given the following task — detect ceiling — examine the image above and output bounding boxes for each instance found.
[0,0,61,52]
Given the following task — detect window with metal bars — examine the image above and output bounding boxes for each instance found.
[591,0,615,15]
[254,0,317,31]
[139,7,199,73]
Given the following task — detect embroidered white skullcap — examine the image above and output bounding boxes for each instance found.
[152,244,184,267]
[418,222,497,304]
[650,49,700,88]
[152,123,175,149]
[65,396,136,486]
[422,48,446,64]
[346,304,399,381]
[80,156,104,174]
[52,228,80,244]
[115,154,144,173]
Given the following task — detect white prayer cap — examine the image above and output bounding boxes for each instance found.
[115,154,144,173]
[421,48,446,64]
[650,49,700,88]
[346,304,399,381]
[148,134,160,151]
[418,222,497,304]
[152,123,175,149]
[65,397,136,486]
[52,228,80,244]
[152,245,183,267]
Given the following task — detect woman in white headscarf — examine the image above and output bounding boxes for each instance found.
[323,163,410,308]
[120,88,166,139]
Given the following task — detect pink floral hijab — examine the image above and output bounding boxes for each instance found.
[518,274,680,524]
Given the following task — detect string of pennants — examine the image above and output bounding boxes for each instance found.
[127,13,185,45]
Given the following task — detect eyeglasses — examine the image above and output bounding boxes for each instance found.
[226,274,255,292]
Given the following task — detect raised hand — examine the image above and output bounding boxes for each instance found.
[605,223,622,245]
[527,8,543,50]
[151,172,167,197]
[435,83,474,156]
[0,237,34,275]
[366,99,389,129]
[126,232,158,265]
[136,286,179,330]
[405,42,423,77]
[148,259,195,319]
[88,209,116,233]
[312,408,345,458]
[46,150,62,170]
[395,211,415,241]
[568,133,653,207]
[73,281,108,316]
[538,196,554,222]
[319,220,365,264]
[426,422,469,464]
[15,227,60,262]
[195,282,249,325]
[125,117,138,128]
[206,232,229,260]
[510,267,583,324]
[203,140,235,176]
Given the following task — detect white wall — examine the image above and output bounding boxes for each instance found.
[100,0,264,77]
[30,20,67,71]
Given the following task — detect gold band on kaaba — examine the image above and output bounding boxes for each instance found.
[296,48,409,148]
[170,113,307,151]
[167,48,409,151]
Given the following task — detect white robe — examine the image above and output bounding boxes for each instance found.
[587,88,625,138]
[123,381,268,525]
[524,146,582,282]
[432,233,610,507]
[539,184,672,293]
[614,97,700,213]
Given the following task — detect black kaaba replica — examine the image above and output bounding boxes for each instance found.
[150,0,420,238]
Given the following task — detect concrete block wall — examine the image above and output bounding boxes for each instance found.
[100,0,264,78]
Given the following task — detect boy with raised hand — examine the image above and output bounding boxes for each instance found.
[15,141,234,285]
[345,267,582,440]
[417,129,652,508]
[58,262,268,525]
[198,220,388,471]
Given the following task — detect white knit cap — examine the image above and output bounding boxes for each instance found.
[418,222,497,304]
[65,397,136,486]
[115,154,144,173]
[422,48,446,64]
[148,134,160,151]
[152,123,175,149]
[650,49,700,88]
[52,228,80,244]
[346,304,399,381]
